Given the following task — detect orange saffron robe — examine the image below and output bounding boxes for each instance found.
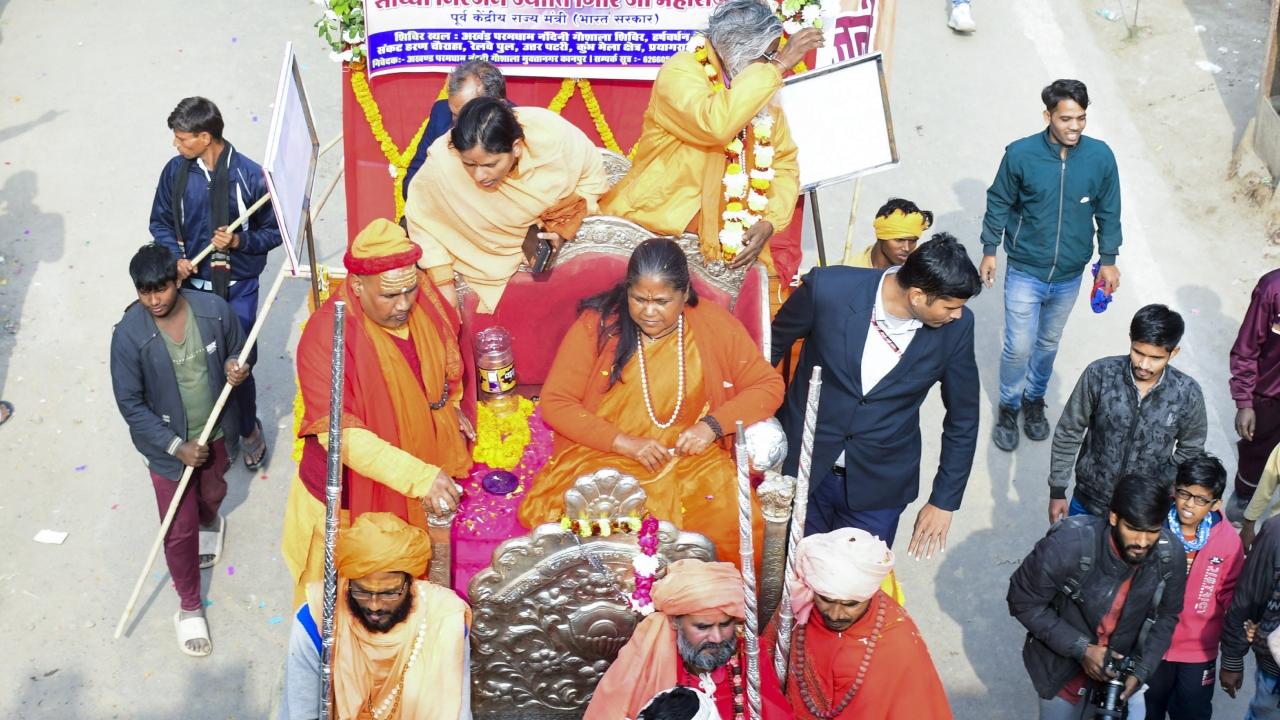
[766,591,953,720]
[518,302,784,569]
[283,273,471,605]
[600,44,800,277]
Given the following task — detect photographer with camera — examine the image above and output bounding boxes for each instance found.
[1008,473,1186,719]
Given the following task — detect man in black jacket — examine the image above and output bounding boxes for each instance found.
[110,244,249,657]
[1048,304,1207,524]
[772,233,980,559]
[1220,515,1280,716]
[1008,473,1185,719]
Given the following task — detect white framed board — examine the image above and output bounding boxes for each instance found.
[263,41,319,274]
[780,52,898,191]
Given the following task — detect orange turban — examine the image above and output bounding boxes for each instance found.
[343,218,423,276]
[789,528,894,624]
[584,560,744,720]
[872,209,931,241]
[335,512,432,580]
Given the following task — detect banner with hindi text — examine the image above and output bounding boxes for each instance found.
[363,0,718,80]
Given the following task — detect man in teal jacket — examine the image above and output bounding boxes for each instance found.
[980,78,1123,452]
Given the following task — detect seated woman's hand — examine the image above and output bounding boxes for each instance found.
[674,422,716,457]
[612,433,672,473]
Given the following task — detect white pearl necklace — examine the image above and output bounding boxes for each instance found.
[635,314,685,429]
[368,584,429,720]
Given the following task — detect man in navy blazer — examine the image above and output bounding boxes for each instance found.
[772,233,982,559]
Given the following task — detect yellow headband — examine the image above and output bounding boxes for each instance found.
[873,210,930,241]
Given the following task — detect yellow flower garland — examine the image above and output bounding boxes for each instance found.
[350,64,432,221]
[472,396,536,471]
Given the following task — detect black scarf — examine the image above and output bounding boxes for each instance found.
[207,142,233,298]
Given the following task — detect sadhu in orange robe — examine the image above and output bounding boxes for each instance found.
[518,302,784,569]
[764,591,954,720]
[282,272,472,605]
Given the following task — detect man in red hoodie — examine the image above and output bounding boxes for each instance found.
[1145,454,1244,719]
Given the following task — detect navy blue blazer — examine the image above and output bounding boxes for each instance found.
[771,266,980,512]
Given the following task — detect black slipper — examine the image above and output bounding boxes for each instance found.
[242,419,268,470]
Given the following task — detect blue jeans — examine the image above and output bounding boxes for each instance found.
[998,266,1084,409]
[1069,497,1091,517]
[1248,668,1280,720]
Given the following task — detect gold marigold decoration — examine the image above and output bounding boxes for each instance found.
[350,64,431,221]
[472,396,536,471]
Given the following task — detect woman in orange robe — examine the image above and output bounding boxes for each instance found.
[518,238,784,568]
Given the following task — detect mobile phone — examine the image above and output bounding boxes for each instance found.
[522,224,555,273]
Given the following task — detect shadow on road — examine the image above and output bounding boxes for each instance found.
[0,170,65,403]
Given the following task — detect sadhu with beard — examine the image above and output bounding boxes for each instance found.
[1008,473,1185,720]
[281,513,471,720]
[585,559,792,720]
[763,528,951,719]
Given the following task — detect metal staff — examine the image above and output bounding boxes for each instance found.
[114,262,291,638]
[318,301,346,720]
[188,132,344,268]
[736,420,762,720]
[772,365,823,685]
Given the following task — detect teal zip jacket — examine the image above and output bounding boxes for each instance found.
[980,129,1122,282]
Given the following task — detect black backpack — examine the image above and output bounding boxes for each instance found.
[1050,515,1177,658]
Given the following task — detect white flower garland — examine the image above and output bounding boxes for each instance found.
[687,35,777,261]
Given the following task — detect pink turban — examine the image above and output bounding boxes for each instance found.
[789,528,895,624]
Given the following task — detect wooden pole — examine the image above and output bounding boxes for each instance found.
[736,421,762,720]
[772,366,823,686]
[114,263,291,639]
[318,301,347,720]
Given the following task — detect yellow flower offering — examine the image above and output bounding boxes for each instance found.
[472,396,536,471]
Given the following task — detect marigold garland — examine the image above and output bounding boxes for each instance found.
[350,64,431,221]
[472,396,536,471]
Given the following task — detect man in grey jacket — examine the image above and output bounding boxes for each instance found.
[1048,304,1207,523]
[110,244,249,656]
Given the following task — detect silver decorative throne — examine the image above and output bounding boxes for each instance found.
[467,468,717,719]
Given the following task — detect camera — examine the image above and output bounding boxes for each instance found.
[1089,654,1136,719]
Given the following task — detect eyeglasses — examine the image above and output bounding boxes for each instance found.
[1174,489,1214,507]
[349,578,410,601]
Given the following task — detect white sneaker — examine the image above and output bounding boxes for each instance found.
[949,3,976,32]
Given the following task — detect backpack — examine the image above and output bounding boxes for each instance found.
[1050,515,1177,659]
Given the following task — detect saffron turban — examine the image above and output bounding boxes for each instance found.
[344,218,423,276]
[789,528,894,624]
[335,511,432,580]
[583,560,744,720]
[872,209,931,240]
[652,559,745,619]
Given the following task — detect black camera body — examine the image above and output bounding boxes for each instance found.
[1090,654,1137,719]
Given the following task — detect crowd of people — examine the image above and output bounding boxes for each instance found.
[104,0,1280,717]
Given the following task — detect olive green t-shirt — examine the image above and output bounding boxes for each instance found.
[161,303,221,442]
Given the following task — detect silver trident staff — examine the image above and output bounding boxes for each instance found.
[319,300,347,720]
[773,365,823,686]
[735,421,762,720]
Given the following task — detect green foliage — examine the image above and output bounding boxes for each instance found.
[314,0,366,62]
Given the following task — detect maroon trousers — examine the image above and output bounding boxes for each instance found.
[149,439,228,611]
[1237,396,1280,498]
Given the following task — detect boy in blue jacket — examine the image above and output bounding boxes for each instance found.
[980,79,1123,453]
